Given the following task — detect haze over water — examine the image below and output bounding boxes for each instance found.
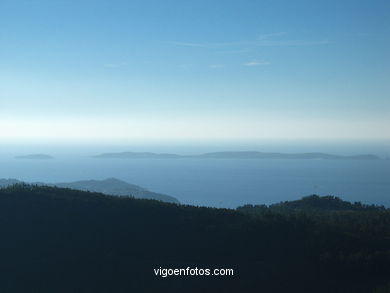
[1,1,389,208]
[1,140,389,208]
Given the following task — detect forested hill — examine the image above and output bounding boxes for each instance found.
[0,185,389,293]
[237,194,386,214]
[0,178,180,204]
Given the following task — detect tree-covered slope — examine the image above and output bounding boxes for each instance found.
[0,178,180,204]
[0,185,389,293]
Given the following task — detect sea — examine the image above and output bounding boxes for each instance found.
[0,140,389,208]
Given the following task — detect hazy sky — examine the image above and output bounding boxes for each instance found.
[1,0,389,142]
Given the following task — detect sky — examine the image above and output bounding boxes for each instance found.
[0,0,389,142]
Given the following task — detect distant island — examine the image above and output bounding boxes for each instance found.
[15,154,54,160]
[93,151,380,160]
[93,152,181,159]
[0,178,179,204]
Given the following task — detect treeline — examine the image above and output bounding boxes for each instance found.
[238,195,390,239]
[0,185,389,292]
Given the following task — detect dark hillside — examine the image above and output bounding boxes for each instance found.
[0,185,389,292]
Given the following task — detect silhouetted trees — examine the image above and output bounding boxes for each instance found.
[0,185,389,292]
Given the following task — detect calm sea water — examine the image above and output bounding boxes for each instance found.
[0,155,389,208]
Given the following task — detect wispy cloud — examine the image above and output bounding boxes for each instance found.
[209,64,225,69]
[104,62,128,69]
[169,33,331,50]
[219,48,253,54]
[170,39,330,49]
[178,63,194,70]
[244,60,270,66]
[257,32,286,40]
[170,33,329,70]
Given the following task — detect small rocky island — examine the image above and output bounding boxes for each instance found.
[15,154,54,160]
